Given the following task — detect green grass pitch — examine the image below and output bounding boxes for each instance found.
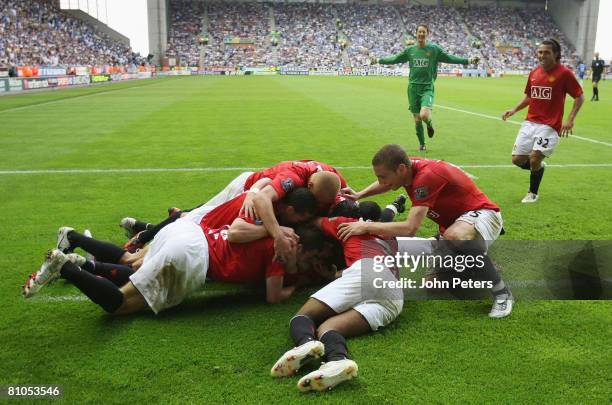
[0,76,610,403]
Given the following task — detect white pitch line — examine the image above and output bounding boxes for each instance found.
[435,104,612,148]
[1,163,612,175]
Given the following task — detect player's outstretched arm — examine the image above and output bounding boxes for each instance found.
[340,180,391,201]
[437,46,470,65]
[227,218,268,243]
[561,94,585,137]
[253,187,294,263]
[337,206,428,241]
[378,49,409,65]
[266,276,296,304]
[502,95,530,121]
[240,177,272,220]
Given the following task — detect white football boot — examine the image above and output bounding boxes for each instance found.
[271,340,325,377]
[23,249,68,298]
[119,217,137,238]
[66,253,87,267]
[521,192,539,204]
[489,294,514,318]
[297,359,358,392]
[56,226,74,253]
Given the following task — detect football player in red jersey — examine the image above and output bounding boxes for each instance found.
[23,188,321,314]
[270,215,409,392]
[338,144,513,318]
[502,39,584,203]
[121,160,347,250]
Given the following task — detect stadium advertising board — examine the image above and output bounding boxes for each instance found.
[280,68,309,76]
[0,78,8,92]
[8,78,23,92]
[72,76,91,85]
[309,69,338,76]
[91,75,111,83]
[22,78,49,90]
[137,72,152,79]
[47,77,73,88]
[0,69,8,78]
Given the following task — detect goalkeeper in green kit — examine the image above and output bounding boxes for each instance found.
[371,24,479,151]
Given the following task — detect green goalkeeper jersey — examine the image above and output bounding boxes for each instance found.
[378,43,468,85]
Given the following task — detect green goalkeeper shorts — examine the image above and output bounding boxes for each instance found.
[407,84,434,114]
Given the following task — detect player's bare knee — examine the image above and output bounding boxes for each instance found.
[512,155,528,167]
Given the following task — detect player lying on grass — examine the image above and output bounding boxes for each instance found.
[370,24,479,151]
[45,189,316,274]
[121,160,346,252]
[338,144,513,318]
[22,188,322,312]
[270,216,435,392]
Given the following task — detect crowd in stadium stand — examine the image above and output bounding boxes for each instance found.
[0,0,581,73]
[166,0,577,72]
[0,0,143,69]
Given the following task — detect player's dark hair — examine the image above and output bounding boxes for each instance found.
[372,144,411,170]
[416,24,429,33]
[294,224,325,252]
[284,187,317,215]
[330,199,360,219]
[359,201,382,222]
[541,38,561,62]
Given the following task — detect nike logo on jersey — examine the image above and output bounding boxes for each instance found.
[413,58,429,68]
[531,86,552,100]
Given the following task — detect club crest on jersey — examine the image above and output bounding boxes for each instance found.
[548,76,556,82]
[427,210,440,219]
[415,186,428,200]
[414,58,429,68]
[530,86,552,100]
[281,178,294,192]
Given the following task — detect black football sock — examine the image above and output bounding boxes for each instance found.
[135,212,182,245]
[289,315,316,346]
[60,261,124,313]
[133,220,151,234]
[594,87,599,100]
[519,161,531,170]
[529,165,545,194]
[68,231,126,263]
[320,330,348,362]
[380,206,397,223]
[82,261,134,286]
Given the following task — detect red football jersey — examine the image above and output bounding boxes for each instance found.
[200,193,247,229]
[405,159,500,232]
[204,225,285,283]
[524,64,583,133]
[320,217,387,267]
[244,160,347,199]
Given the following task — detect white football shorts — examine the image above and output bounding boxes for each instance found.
[311,258,404,331]
[512,121,559,157]
[130,219,209,314]
[455,209,503,249]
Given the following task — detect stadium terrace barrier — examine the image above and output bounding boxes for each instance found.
[0,78,7,93]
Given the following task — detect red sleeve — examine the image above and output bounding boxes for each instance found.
[564,70,583,98]
[319,217,354,242]
[524,70,533,95]
[269,170,306,199]
[337,172,347,188]
[411,171,447,208]
[265,261,285,278]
